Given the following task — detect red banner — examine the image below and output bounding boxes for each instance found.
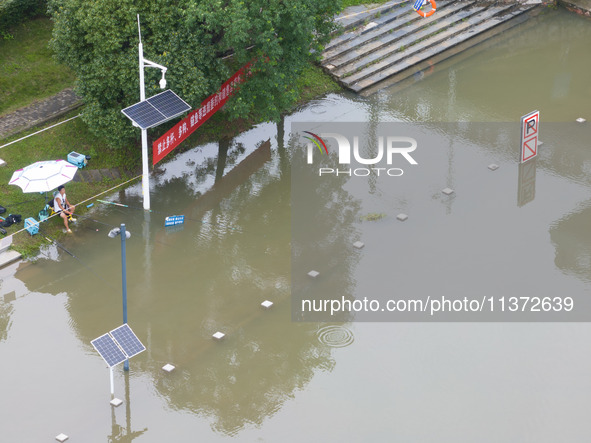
[153,63,251,165]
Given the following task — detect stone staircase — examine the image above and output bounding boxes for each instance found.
[322,0,541,94]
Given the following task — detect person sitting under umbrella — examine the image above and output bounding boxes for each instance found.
[54,185,76,232]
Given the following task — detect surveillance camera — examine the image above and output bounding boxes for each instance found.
[159,77,167,89]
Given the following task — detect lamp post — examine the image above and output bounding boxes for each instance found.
[108,224,132,370]
[137,14,167,211]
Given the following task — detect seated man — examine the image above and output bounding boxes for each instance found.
[54,185,76,232]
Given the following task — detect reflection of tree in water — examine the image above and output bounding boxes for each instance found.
[550,203,591,284]
[153,139,248,198]
[141,131,339,434]
[1,281,26,343]
[288,129,362,322]
[151,319,335,435]
[35,127,351,437]
[0,299,13,342]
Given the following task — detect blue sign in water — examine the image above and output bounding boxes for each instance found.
[165,215,185,227]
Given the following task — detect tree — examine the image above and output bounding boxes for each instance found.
[48,0,340,148]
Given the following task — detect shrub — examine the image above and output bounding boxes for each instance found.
[0,0,47,33]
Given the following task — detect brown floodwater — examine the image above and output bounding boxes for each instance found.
[1,8,591,442]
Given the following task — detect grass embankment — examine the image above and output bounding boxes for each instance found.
[0,17,75,116]
[0,18,341,258]
[0,110,135,257]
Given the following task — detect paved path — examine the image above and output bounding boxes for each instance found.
[0,88,82,140]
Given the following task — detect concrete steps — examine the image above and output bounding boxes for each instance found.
[324,0,461,67]
[331,1,407,35]
[324,2,425,56]
[322,1,541,93]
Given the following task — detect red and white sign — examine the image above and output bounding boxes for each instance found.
[520,110,539,163]
[153,62,252,165]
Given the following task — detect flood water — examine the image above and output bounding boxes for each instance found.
[1,9,591,442]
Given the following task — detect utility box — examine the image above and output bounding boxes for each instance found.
[67,151,87,168]
[24,217,39,236]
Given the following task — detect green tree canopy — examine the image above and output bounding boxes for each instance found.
[48,0,340,148]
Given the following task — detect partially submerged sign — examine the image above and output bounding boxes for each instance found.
[520,110,539,163]
[165,215,185,227]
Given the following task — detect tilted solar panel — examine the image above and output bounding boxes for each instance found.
[110,324,146,359]
[91,333,127,367]
[147,90,191,118]
[121,90,191,130]
[122,101,165,130]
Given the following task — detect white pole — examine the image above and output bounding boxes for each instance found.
[138,15,151,210]
[141,129,150,210]
[110,367,115,396]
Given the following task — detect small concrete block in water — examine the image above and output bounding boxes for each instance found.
[537,141,543,146]
[55,434,69,442]
[488,164,499,171]
[396,214,408,222]
[261,300,273,309]
[0,158,6,167]
[162,364,175,372]
[442,188,454,195]
[308,270,320,278]
[110,398,123,407]
[212,331,225,340]
[353,241,365,249]
[576,118,586,123]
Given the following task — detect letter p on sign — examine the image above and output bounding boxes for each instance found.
[520,110,539,163]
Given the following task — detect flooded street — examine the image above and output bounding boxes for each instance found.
[1,9,591,442]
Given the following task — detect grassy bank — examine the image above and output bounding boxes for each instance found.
[0,110,134,257]
[0,66,340,258]
[0,17,75,116]
[0,17,341,258]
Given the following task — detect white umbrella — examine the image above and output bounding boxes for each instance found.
[9,160,78,193]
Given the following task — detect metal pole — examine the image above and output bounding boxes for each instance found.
[138,16,145,103]
[121,223,129,371]
[110,366,114,395]
[141,129,150,210]
[138,15,150,210]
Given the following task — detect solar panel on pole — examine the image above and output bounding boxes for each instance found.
[110,324,146,359]
[121,90,191,130]
[91,333,127,367]
[147,90,191,118]
[122,102,165,130]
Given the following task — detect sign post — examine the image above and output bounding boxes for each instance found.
[520,110,539,163]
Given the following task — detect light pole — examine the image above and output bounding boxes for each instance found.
[137,14,167,210]
[108,224,132,370]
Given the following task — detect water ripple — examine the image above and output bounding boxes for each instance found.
[317,326,354,348]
